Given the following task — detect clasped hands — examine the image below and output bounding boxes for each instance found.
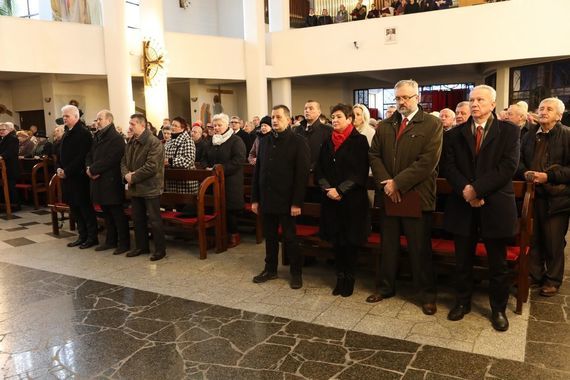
[524,171,547,184]
[381,179,401,203]
[463,184,484,207]
[251,203,301,217]
[85,167,100,180]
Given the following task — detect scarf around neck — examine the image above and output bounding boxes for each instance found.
[212,127,234,146]
[332,124,354,151]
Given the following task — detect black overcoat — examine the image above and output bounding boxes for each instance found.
[202,134,246,211]
[86,124,126,205]
[316,128,370,246]
[443,117,520,238]
[59,121,93,206]
[0,131,20,180]
[252,128,310,214]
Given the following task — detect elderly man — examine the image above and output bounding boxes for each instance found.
[294,100,332,169]
[368,79,442,316]
[121,113,166,261]
[506,102,532,140]
[0,122,20,209]
[443,85,520,331]
[385,105,397,120]
[517,97,570,297]
[190,124,207,163]
[439,108,456,132]
[455,101,471,125]
[86,110,129,255]
[58,105,98,249]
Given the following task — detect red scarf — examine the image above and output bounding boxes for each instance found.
[332,124,354,152]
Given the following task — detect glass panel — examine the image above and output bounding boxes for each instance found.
[28,0,39,15]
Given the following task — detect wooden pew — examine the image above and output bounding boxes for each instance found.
[242,163,263,244]
[15,157,52,209]
[0,159,12,218]
[47,174,75,235]
[160,165,226,259]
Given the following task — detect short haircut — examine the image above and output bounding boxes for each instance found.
[353,103,370,124]
[470,85,497,102]
[330,103,354,120]
[305,100,321,111]
[456,101,470,110]
[99,109,114,122]
[395,79,419,95]
[212,113,230,126]
[439,108,456,118]
[508,103,527,118]
[540,97,565,114]
[172,116,188,129]
[192,125,203,133]
[387,105,397,110]
[130,113,147,126]
[272,104,291,118]
[61,104,80,118]
[162,126,171,132]
[1,122,14,131]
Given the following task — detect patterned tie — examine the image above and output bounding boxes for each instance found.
[396,117,408,141]
[475,125,483,155]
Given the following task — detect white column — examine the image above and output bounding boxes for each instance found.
[101,0,134,133]
[243,0,268,120]
[268,0,289,33]
[139,0,169,127]
[271,78,292,111]
[495,66,510,113]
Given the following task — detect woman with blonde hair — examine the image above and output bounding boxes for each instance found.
[353,104,376,146]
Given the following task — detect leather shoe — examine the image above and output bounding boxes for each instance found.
[113,247,130,255]
[67,239,85,248]
[150,252,166,261]
[290,274,303,289]
[422,303,437,316]
[540,285,559,297]
[341,275,355,297]
[252,270,278,284]
[366,290,395,303]
[447,304,471,321]
[126,249,149,258]
[332,273,345,296]
[94,244,116,252]
[79,240,98,249]
[491,311,509,332]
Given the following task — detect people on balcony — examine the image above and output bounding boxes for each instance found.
[335,4,349,23]
[318,8,333,25]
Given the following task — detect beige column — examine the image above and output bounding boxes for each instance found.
[243,0,268,120]
[101,0,134,132]
[268,0,289,32]
[139,0,169,127]
[40,74,57,135]
[495,65,510,113]
[271,78,292,111]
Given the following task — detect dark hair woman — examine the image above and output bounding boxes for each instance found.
[315,103,370,297]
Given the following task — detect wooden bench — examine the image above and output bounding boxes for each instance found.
[0,159,13,218]
[160,165,226,259]
[242,163,263,244]
[15,156,52,209]
[47,174,75,235]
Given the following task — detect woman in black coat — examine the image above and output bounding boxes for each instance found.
[202,113,246,247]
[316,104,370,297]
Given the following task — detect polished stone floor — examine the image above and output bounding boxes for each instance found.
[0,207,569,379]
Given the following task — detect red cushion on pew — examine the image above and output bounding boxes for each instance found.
[278,224,319,236]
[160,210,215,224]
[15,184,32,189]
[93,204,102,212]
[244,203,252,211]
[475,243,521,261]
[368,232,381,245]
[431,238,455,254]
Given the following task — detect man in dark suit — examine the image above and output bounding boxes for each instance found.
[86,110,130,255]
[368,79,442,316]
[251,104,311,289]
[58,105,98,249]
[294,100,332,170]
[0,122,20,209]
[443,85,520,332]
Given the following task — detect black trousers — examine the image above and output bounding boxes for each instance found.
[262,213,302,275]
[379,212,436,303]
[70,203,98,243]
[131,196,166,254]
[334,244,358,276]
[454,225,510,312]
[100,204,130,250]
[530,196,569,288]
[227,209,239,234]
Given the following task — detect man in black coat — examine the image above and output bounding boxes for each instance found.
[0,122,20,209]
[86,110,130,255]
[58,105,98,249]
[443,85,520,332]
[516,97,570,298]
[251,104,311,289]
[294,100,332,170]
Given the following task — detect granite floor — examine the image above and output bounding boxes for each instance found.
[0,206,569,379]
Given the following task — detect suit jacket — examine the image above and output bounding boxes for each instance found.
[59,121,92,205]
[316,128,370,245]
[293,119,332,169]
[369,109,443,211]
[86,123,125,205]
[252,127,310,215]
[443,116,520,238]
[0,131,20,180]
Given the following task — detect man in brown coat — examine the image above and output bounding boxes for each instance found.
[367,79,443,315]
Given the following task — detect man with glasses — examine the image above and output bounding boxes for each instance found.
[368,79,443,316]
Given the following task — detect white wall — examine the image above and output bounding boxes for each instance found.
[217,0,244,39]
[291,77,349,117]
[268,0,570,79]
[0,81,16,124]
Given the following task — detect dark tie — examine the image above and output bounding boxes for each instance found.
[396,117,408,141]
[475,125,483,155]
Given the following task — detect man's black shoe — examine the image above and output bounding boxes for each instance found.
[447,304,471,321]
[67,239,85,248]
[94,244,116,252]
[113,247,130,255]
[79,240,98,249]
[126,249,149,258]
[150,252,166,261]
[491,311,509,332]
[290,274,303,289]
[252,270,278,284]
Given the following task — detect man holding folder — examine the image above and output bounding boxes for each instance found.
[368,79,443,315]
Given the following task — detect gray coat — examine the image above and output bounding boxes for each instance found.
[121,129,164,198]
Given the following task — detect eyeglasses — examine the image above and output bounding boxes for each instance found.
[230,121,240,123]
[394,94,418,102]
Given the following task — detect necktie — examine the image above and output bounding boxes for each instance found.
[475,125,483,155]
[396,118,408,141]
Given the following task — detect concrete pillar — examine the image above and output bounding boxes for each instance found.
[495,65,510,113]
[243,0,268,120]
[101,0,134,133]
[40,74,57,135]
[271,78,292,111]
[268,0,289,32]
[139,0,169,127]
